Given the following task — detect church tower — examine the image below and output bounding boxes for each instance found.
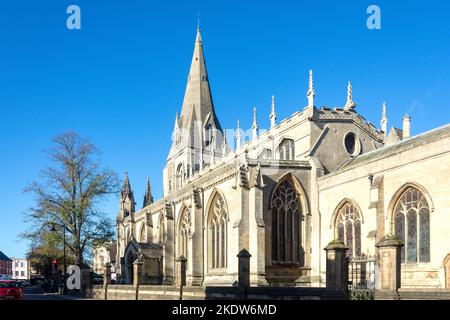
[164,27,224,196]
[119,172,135,219]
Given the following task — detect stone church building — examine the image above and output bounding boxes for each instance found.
[114,27,450,290]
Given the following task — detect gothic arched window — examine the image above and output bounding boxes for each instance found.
[394,187,430,263]
[278,139,295,160]
[178,208,191,261]
[176,163,184,189]
[208,192,228,269]
[258,148,272,160]
[270,179,303,264]
[335,202,362,258]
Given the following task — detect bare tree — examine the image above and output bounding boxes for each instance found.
[22,132,119,265]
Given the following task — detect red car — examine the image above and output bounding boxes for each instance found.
[0,281,23,300]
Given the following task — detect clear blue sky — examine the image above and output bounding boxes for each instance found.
[1,0,450,259]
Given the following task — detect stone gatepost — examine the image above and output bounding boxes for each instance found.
[133,259,144,287]
[103,262,111,300]
[176,256,187,288]
[80,265,92,296]
[237,249,252,288]
[324,240,348,295]
[375,234,403,300]
[104,262,112,286]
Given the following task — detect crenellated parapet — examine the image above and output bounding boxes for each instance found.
[314,107,384,142]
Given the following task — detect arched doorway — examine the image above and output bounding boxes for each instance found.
[125,250,138,285]
[444,254,450,289]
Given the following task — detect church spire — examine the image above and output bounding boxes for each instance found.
[307,70,315,108]
[344,81,357,111]
[270,95,276,128]
[178,27,221,132]
[252,107,258,139]
[143,177,153,208]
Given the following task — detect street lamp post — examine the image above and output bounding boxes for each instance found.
[51,224,67,294]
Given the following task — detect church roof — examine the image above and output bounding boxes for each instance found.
[339,123,450,171]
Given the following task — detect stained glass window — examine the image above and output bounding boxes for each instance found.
[335,202,362,258]
[395,212,405,262]
[393,187,430,263]
[270,179,303,264]
[209,193,228,269]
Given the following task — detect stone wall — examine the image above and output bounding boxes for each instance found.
[90,284,345,300]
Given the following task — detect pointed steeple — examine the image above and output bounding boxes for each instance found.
[307,70,315,108]
[120,172,135,217]
[143,177,154,208]
[179,27,222,133]
[381,102,388,138]
[236,120,242,149]
[270,95,277,128]
[344,81,357,111]
[252,107,258,139]
[121,172,133,200]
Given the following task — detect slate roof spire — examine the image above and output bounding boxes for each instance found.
[178,27,222,133]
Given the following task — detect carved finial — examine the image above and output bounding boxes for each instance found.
[307,70,315,108]
[344,81,357,111]
[236,120,241,149]
[197,12,200,30]
[380,101,388,135]
[222,129,228,157]
[270,95,276,128]
[143,177,153,208]
[252,107,258,139]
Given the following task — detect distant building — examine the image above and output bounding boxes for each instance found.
[93,241,117,280]
[11,258,31,280]
[0,251,12,279]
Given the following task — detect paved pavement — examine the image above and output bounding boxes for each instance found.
[24,293,90,300]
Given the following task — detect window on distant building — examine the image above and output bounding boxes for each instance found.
[21,271,24,277]
[394,187,430,263]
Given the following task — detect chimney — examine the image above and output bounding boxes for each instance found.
[403,114,411,139]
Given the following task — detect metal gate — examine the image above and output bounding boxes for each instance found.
[347,254,376,300]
